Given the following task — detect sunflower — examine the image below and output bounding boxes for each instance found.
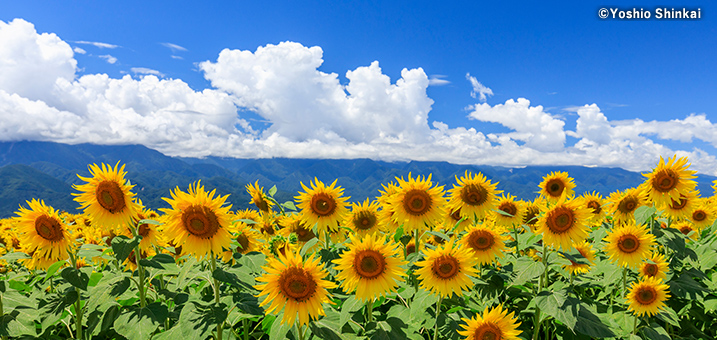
[415,241,477,298]
[246,181,274,213]
[639,253,669,281]
[607,187,648,224]
[388,173,446,233]
[458,304,522,340]
[521,198,545,231]
[447,171,501,222]
[344,199,384,237]
[134,203,161,252]
[160,181,233,259]
[376,181,401,231]
[603,222,656,268]
[658,190,698,220]
[626,277,670,317]
[689,198,716,230]
[255,249,336,326]
[73,161,141,230]
[295,178,350,237]
[642,155,697,208]
[538,171,576,202]
[535,197,592,251]
[333,233,406,301]
[562,241,595,275]
[266,235,298,258]
[445,208,473,233]
[461,222,507,265]
[223,221,263,263]
[579,191,607,226]
[492,194,525,228]
[672,220,699,240]
[278,214,318,248]
[15,199,73,265]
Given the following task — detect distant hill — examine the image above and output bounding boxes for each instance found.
[0,141,715,218]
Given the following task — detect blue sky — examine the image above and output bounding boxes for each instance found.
[1,1,716,174]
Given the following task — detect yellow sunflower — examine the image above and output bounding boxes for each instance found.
[535,197,592,251]
[658,190,698,220]
[521,198,545,231]
[295,178,350,237]
[266,235,298,258]
[73,161,141,230]
[642,155,697,208]
[626,277,670,317]
[458,304,522,340]
[246,181,274,213]
[562,241,596,275]
[278,214,318,249]
[639,253,669,281]
[538,171,576,202]
[160,181,233,259]
[689,198,716,230]
[332,233,407,301]
[492,194,525,227]
[134,204,161,252]
[461,222,507,265]
[603,222,656,268]
[579,191,607,226]
[607,187,648,224]
[672,220,699,240]
[447,171,501,222]
[388,173,446,233]
[415,241,477,298]
[223,221,263,263]
[445,208,473,233]
[254,249,336,326]
[344,199,384,237]
[15,199,73,265]
[376,181,401,231]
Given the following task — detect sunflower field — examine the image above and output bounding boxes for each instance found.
[1,156,716,340]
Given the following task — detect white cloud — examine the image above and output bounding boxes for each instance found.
[428,75,450,86]
[73,47,86,54]
[99,54,117,64]
[171,55,183,60]
[131,67,163,77]
[466,73,493,102]
[161,42,187,52]
[75,40,119,49]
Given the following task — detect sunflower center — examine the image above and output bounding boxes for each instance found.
[279,267,317,302]
[451,209,462,221]
[498,202,517,217]
[474,323,502,340]
[236,233,250,252]
[644,263,658,277]
[95,180,127,213]
[181,205,221,239]
[670,197,687,210]
[617,234,640,253]
[261,223,276,236]
[404,189,432,216]
[34,215,64,242]
[587,201,602,214]
[653,170,677,192]
[353,211,377,230]
[354,250,386,279]
[693,210,707,222]
[469,230,494,251]
[138,223,150,238]
[679,226,692,236]
[618,197,638,214]
[295,225,316,243]
[406,242,416,255]
[546,179,565,197]
[461,184,488,206]
[523,206,540,226]
[253,197,269,212]
[636,287,658,305]
[432,255,459,279]
[547,207,575,234]
[310,193,336,216]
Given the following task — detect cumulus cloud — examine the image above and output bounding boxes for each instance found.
[466,73,493,102]
[75,40,119,49]
[1,18,716,175]
[99,54,117,64]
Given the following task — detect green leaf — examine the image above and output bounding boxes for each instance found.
[339,295,363,327]
[237,252,266,274]
[268,185,277,197]
[60,267,90,290]
[642,324,670,340]
[113,303,168,340]
[534,291,578,330]
[426,230,450,242]
[282,201,297,211]
[0,291,37,337]
[511,257,545,287]
[0,251,30,261]
[634,206,657,226]
[493,208,514,217]
[43,260,66,283]
[77,243,106,259]
[178,300,228,340]
[670,275,708,299]
[393,227,404,244]
[234,218,258,225]
[268,312,292,340]
[111,235,141,263]
[574,307,615,338]
[655,306,680,327]
[300,237,320,256]
[138,218,162,225]
[86,275,130,314]
[139,258,166,270]
[213,268,252,291]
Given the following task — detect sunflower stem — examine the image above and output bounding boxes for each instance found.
[68,251,83,340]
[513,224,520,255]
[366,298,374,323]
[210,253,223,340]
[532,309,541,340]
[622,266,628,299]
[414,229,420,254]
[1,292,7,340]
[243,319,249,340]
[131,223,147,309]
[296,323,305,340]
[541,244,549,290]
[433,297,443,340]
[633,315,638,334]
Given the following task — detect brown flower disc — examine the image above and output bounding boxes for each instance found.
[652,169,677,192]
[353,250,386,279]
[279,267,317,302]
[96,180,127,213]
[498,202,517,217]
[547,207,575,234]
[461,184,488,206]
[545,178,565,197]
[468,230,495,251]
[34,215,64,242]
[635,286,658,305]
[181,205,220,239]
[353,211,377,231]
[474,323,502,340]
[617,234,640,253]
[432,255,459,279]
[310,193,336,216]
[403,189,432,216]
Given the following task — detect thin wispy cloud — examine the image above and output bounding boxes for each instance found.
[99,54,117,64]
[161,42,188,52]
[75,40,119,49]
[73,47,86,54]
[131,67,163,76]
[428,75,450,86]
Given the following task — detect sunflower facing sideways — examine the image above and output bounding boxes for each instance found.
[333,233,407,301]
[388,173,446,233]
[535,197,592,251]
[415,240,477,298]
[458,304,522,340]
[160,181,233,259]
[538,171,576,202]
[603,222,656,268]
[15,199,73,269]
[658,190,698,220]
[447,171,501,222]
[254,249,336,326]
[626,276,670,317]
[562,241,596,275]
[246,181,274,213]
[642,155,697,208]
[73,161,141,230]
[461,221,507,265]
[295,178,350,237]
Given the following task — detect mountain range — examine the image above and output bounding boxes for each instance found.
[0,141,714,219]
